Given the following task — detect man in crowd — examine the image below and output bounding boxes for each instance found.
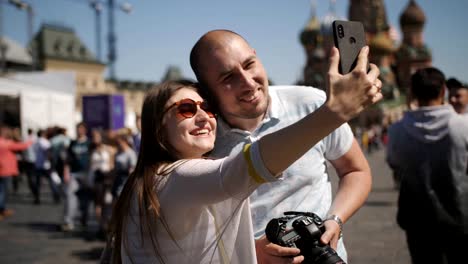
[446,77,468,114]
[387,67,468,264]
[32,129,60,204]
[190,29,381,263]
[62,122,91,231]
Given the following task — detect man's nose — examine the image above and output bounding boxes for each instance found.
[238,70,256,90]
[450,96,457,103]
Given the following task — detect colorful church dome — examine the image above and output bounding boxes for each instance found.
[399,0,426,29]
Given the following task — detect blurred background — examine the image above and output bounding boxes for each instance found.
[0,0,466,263]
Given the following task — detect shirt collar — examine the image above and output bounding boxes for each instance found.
[267,87,282,120]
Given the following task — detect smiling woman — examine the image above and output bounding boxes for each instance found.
[107,79,268,264]
[161,89,217,159]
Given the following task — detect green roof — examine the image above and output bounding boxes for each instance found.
[33,23,102,65]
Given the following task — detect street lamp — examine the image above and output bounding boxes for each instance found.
[107,0,132,80]
[0,0,35,72]
[88,0,131,80]
[90,0,103,61]
[7,0,35,71]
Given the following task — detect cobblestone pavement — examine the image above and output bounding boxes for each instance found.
[0,148,411,264]
[0,182,105,263]
[331,149,411,264]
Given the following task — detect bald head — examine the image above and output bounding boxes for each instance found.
[189,30,270,129]
[190,30,249,84]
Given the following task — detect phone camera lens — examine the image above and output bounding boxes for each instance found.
[337,25,345,38]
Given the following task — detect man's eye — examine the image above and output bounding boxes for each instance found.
[222,75,232,82]
[245,61,255,69]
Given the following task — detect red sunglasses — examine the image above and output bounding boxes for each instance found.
[163,98,216,119]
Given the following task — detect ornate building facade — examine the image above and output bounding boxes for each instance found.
[299,0,340,90]
[32,23,153,116]
[395,0,432,108]
[300,0,431,125]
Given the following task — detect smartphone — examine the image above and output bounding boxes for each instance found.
[332,20,367,74]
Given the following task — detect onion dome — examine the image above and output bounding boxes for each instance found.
[369,33,395,55]
[321,0,341,36]
[349,0,390,34]
[399,0,426,29]
[300,14,321,46]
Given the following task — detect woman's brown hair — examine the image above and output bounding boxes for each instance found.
[108,80,200,263]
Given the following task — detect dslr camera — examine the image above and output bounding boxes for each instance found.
[265,211,346,264]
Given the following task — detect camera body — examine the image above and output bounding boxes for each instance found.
[265,211,346,264]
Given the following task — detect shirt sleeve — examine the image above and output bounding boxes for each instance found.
[323,123,354,161]
[6,140,32,152]
[162,141,280,207]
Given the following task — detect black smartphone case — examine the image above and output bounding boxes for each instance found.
[332,20,367,74]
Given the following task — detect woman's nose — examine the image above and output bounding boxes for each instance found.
[194,107,211,121]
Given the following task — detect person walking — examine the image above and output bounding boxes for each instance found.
[32,129,61,204]
[387,67,468,264]
[61,122,91,231]
[0,125,32,220]
[111,130,136,198]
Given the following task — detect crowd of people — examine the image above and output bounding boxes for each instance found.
[0,122,138,238]
[0,28,467,264]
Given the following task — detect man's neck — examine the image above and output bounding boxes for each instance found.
[225,115,264,132]
[77,136,87,142]
[418,99,444,107]
[221,95,272,132]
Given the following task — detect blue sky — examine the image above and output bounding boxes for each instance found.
[4,0,468,84]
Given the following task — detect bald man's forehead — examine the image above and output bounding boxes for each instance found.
[198,37,252,67]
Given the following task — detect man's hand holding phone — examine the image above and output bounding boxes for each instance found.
[325,45,383,122]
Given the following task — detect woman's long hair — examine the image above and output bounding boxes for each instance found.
[109,80,200,263]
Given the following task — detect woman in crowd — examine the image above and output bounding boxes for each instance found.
[107,75,381,263]
[0,125,33,220]
[111,130,137,198]
[89,129,115,237]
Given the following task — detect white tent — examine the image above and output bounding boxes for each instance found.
[0,77,76,138]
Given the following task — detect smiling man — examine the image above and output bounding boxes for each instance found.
[190,29,380,263]
[446,77,468,114]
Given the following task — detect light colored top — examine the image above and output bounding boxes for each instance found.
[90,148,112,173]
[89,147,113,184]
[122,141,280,264]
[33,137,51,170]
[211,85,354,260]
[114,148,137,176]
